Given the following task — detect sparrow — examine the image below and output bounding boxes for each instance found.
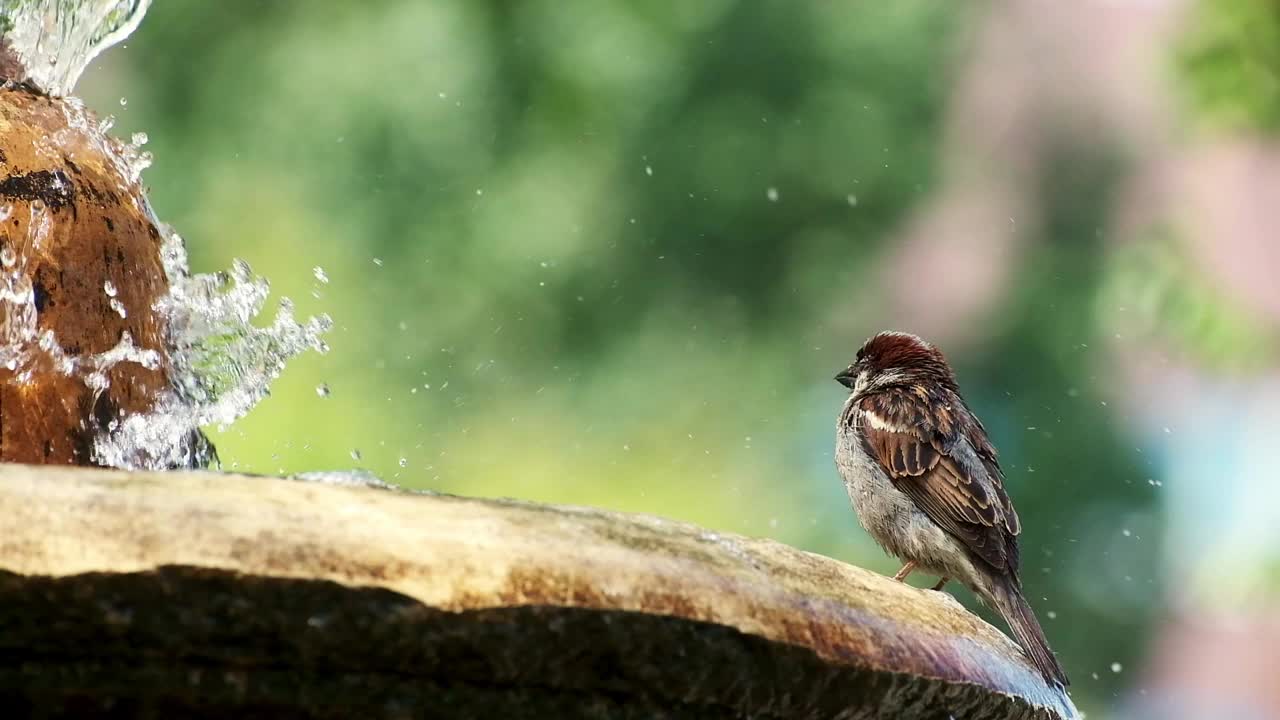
[833,331,1068,686]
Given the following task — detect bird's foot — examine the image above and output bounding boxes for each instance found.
[892,561,917,582]
[931,577,949,592]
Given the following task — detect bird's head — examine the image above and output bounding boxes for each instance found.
[835,331,957,397]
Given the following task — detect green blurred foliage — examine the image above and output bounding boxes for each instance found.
[1098,228,1280,372]
[1178,0,1280,132]
[87,0,960,529]
[77,1,1180,712]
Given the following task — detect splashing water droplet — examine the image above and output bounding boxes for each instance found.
[313,266,329,284]
[350,448,362,461]
[103,280,117,297]
[1110,662,1123,674]
[315,382,330,398]
[0,268,36,354]
[398,457,408,468]
[84,370,109,391]
[766,187,779,202]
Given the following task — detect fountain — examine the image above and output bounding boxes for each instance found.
[0,4,1078,718]
[0,0,329,469]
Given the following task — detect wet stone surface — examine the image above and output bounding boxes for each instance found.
[0,466,1078,719]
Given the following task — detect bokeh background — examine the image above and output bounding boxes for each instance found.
[79,0,1280,716]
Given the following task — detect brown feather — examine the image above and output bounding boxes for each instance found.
[857,388,1019,572]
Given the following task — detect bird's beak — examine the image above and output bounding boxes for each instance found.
[835,367,856,389]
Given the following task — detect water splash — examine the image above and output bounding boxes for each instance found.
[92,227,332,470]
[0,206,161,393]
[0,200,322,472]
[118,129,151,182]
[0,250,36,373]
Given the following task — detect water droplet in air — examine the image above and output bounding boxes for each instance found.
[313,266,329,284]
[1122,529,1132,537]
[1110,662,1123,673]
[119,97,127,107]
[766,187,779,202]
[645,165,653,176]
[130,132,148,147]
[846,194,858,206]
[372,258,383,267]
[103,280,117,297]
[350,449,362,461]
[315,383,331,398]
[398,457,408,468]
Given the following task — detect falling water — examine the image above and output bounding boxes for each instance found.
[0,0,150,96]
[0,1,332,469]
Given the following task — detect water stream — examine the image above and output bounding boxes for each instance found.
[0,0,149,96]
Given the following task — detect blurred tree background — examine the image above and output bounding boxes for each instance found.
[1178,0,1280,132]
[75,0,1280,715]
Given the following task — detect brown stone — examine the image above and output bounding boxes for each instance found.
[0,464,1080,719]
[0,84,171,464]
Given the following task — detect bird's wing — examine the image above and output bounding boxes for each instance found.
[855,387,1020,572]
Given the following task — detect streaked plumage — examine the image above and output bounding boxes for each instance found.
[834,331,1068,686]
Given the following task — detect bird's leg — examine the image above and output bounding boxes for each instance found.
[931,577,949,591]
[892,561,917,582]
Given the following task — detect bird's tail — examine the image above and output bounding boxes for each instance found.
[988,577,1069,687]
